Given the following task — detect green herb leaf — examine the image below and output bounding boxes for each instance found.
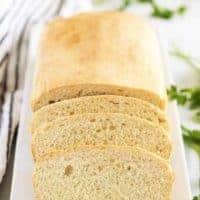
[167,85,200,122]
[95,0,187,19]
[189,88,200,109]
[150,1,187,19]
[167,85,200,109]
[193,194,200,200]
[169,46,200,123]
[167,85,188,105]
[177,6,187,15]
[193,112,200,123]
[182,126,200,157]
[151,4,174,19]
[182,126,200,142]
[118,0,133,11]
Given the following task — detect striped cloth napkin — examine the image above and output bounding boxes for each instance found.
[0,0,94,183]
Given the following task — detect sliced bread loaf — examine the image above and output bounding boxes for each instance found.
[31,95,169,132]
[32,113,171,161]
[33,146,174,200]
[31,11,166,111]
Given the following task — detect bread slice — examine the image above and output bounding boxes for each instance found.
[33,146,174,200]
[31,95,169,132]
[31,11,166,111]
[32,113,171,161]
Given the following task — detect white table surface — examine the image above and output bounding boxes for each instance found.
[0,0,200,199]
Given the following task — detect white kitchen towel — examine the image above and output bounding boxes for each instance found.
[0,0,68,183]
[0,0,95,184]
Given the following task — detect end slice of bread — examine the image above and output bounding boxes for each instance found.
[33,146,174,200]
[31,95,169,132]
[32,113,172,161]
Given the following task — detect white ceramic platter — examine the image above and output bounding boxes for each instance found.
[10,18,192,200]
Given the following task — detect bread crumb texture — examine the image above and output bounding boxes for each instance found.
[32,113,171,161]
[31,95,169,132]
[33,146,173,200]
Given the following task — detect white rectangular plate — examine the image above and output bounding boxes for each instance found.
[10,20,192,200]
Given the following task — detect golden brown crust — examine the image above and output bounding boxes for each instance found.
[31,11,166,111]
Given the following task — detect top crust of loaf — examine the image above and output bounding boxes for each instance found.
[31,11,166,111]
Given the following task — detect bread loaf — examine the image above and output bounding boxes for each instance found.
[31,95,169,132]
[31,11,166,111]
[32,113,171,161]
[31,11,173,199]
[33,146,173,200]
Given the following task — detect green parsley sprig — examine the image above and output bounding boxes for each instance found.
[148,0,187,19]
[93,0,187,19]
[167,85,200,109]
[193,194,200,200]
[167,85,188,105]
[118,0,132,11]
[167,85,200,122]
[118,0,187,19]
[182,126,200,157]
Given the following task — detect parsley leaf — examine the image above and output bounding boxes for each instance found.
[182,126,200,157]
[167,85,189,105]
[151,3,174,19]
[137,0,187,19]
[94,0,187,19]
[167,85,200,121]
[169,46,200,122]
[177,6,187,15]
[193,194,200,200]
[167,85,200,109]
[150,2,187,19]
[118,0,132,11]
[193,111,200,123]
[182,88,200,110]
